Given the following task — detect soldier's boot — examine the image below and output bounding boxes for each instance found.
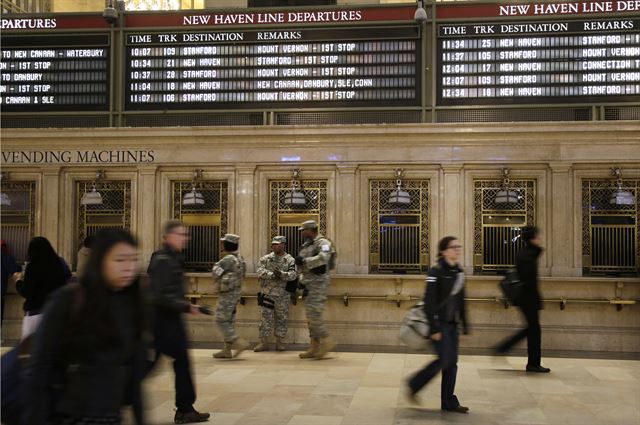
[213,342,232,359]
[254,337,269,352]
[299,338,319,359]
[275,337,286,352]
[231,337,250,358]
[315,336,336,359]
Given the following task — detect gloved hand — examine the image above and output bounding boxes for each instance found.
[273,269,282,279]
[295,256,304,266]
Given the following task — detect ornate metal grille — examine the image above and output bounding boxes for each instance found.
[269,179,327,257]
[582,179,639,275]
[369,179,429,273]
[0,181,36,263]
[172,180,228,271]
[76,180,131,263]
[473,179,536,273]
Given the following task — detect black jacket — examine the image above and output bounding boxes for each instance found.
[147,245,190,317]
[22,285,148,425]
[423,258,469,336]
[17,257,70,314]
[515,243,543,311]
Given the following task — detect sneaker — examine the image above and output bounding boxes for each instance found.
[174,410,210,424]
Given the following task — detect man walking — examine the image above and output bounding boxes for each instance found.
[255,235,297,352]
[212,233,249,359]
[296,220,336,359]
[495,225,550,373]
[147,220,210,424]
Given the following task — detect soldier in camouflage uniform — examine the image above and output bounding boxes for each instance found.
[295,220,337,359]
[212,233,249,359]
[254,236,297,352]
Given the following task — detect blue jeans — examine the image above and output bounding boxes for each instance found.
[408,323,460,409]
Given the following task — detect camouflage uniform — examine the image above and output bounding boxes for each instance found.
[298,234,334,340]
[213,251,246,343]
[257,251,297,338]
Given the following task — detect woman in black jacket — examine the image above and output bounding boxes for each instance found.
[23,228,149,425]
[16,237,70,339]
[406,236,469,414]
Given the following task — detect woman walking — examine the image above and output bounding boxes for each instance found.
[16,237,70,339]
[406,236,470,413]
[22,228,149,425]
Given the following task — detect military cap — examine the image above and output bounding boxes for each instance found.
[298,220,318,231]
[220,233,240,244]
[271,235,287,244]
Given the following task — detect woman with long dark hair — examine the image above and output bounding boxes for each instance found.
[23,228,149,425]
[16,236,70,339]
[406,236,470,413]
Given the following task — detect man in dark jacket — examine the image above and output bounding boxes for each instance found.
[147,220,210,423]
[407,236,469,414]
[495,225,550,373]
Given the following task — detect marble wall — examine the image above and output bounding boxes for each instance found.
[1,121,639,352]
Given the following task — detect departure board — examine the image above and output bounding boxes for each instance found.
[437,18,640,105]
[0,34,110,112]
[125,26,420,110]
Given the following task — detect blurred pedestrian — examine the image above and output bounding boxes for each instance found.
[22,228,149,425]
[147,220,210,424]
[406,236,470,414]
[494,226,550,373]
[16,237,68,339]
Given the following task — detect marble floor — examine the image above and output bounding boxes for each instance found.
[142,349,640,425]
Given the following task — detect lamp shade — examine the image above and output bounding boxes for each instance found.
[388,189,411,205]
[0,192,11,207]
[80,187,103,205]
[183,188,205,205]
[495,189,520,204]
[283,190,306,207]
[609,189,636,206]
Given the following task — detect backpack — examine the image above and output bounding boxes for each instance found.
[320,237,338,270]
[399,302,430,351]
[1,284,85,425]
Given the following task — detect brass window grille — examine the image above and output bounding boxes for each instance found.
[473,179,536,274]
[172,180,228,272]
[369,179,429,274]
[0,181,36,263]
[76,180,131,262]
[582,179,639,275]
[269,179,327,257]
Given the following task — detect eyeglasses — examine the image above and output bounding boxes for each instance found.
[447,245,462,250]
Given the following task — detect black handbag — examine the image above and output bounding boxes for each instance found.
[499,268,524,305]
[285,278,298,294]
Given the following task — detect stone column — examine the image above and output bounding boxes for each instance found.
[335,165,357,274]
[137,166,157,265]
[235,165,256,271]
[41,167,61,251]
[441,164,465,265]
[549,162,577,276]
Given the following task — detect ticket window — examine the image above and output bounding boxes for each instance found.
[269,179,327,257]
[369,179,430,274]
[0,180,36,264]
[172,180,228,272]
[473,179,536,274]
[582,179,639,276]
[76,180,132,267]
